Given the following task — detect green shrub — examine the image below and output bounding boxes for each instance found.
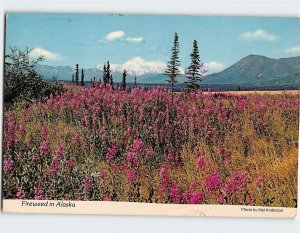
[4,47,63,108]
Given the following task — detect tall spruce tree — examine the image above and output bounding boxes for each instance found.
[103,61,112,86]
[81,68,85,86]
[106,61,111,84]
[103,64,107,85]
[75,64,79,85]
[165,32,181,94]
[122,69,127,90]
[185,40,201,91]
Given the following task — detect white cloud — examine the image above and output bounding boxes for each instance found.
[205,61,225,73]
[240,29,278,41]
[29,48,62,60]
[105,31,125,41]
[98,57,167,76]
[126,37,144,43]
[284,45,300,54]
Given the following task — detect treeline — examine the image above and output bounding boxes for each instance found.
[70,61,136,91]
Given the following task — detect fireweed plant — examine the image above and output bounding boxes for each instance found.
[2,84,299,207]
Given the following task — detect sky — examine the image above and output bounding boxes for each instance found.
[5,13,300,75]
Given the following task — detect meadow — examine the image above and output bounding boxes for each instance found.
[2,84,299,207]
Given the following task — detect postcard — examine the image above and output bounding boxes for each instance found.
[2,13,299,218]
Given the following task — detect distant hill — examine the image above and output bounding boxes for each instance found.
[35,55,300,89]
[202,55,300,86]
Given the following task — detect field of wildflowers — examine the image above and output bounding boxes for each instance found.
[2,84,299,207]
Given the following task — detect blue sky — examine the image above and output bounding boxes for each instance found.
[5,13,300,75]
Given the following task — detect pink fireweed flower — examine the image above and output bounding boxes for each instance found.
[41,124,48,141]
[19,122,26,139]
[196,155,205,171]
[40,141,50,157]
[127,151,138,165]
[72,133,81,145]
[159,166,170,188]
[83,176,91,190]
[159,130,164,143]
[145,146,154,159]
[16,188,25,199]
[32,153,39,163]
[219,194,225,204]
[183,191,205,204]
[167,152,174,162]
[170,185,181,204]
[256,175,264,187]
[133,139,143,153]
[106,145,117,161]
[219,147,231,160]
[123,128,131,144]
[64,160,75,171]
[6,113,16,149]
[189,181,198,191]
[103,194,112,201]
[190,192,205,204]
[92,114,97,125]
[75,194,81,201]
[127,170,136,183]
[127,139,143,165]
[55,143,65,157]
[204,171,222,190]
[236,99,245,113]
[224,171,249,194]
[3,159,14,173]
[159,167,168,179]
[246,198,255,205]
[81,118,90,127]
[98,170,105,179]
[34,187,44,200]
[49,158,60,176]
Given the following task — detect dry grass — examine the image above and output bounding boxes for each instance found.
[209,90,299,96]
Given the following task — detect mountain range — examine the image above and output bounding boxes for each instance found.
[35,55,300,88]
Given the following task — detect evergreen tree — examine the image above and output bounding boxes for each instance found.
[103,64,107,85]
[71,73,74,84]
[185,40,201,91]
[134,76,137,88]
[106,61,111,84]
[103,61,112,86]
[92,76,96,87]
[165,32,181,94]
[81,68,85,86]
[75,64,79,85]
[122,69,127,90]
